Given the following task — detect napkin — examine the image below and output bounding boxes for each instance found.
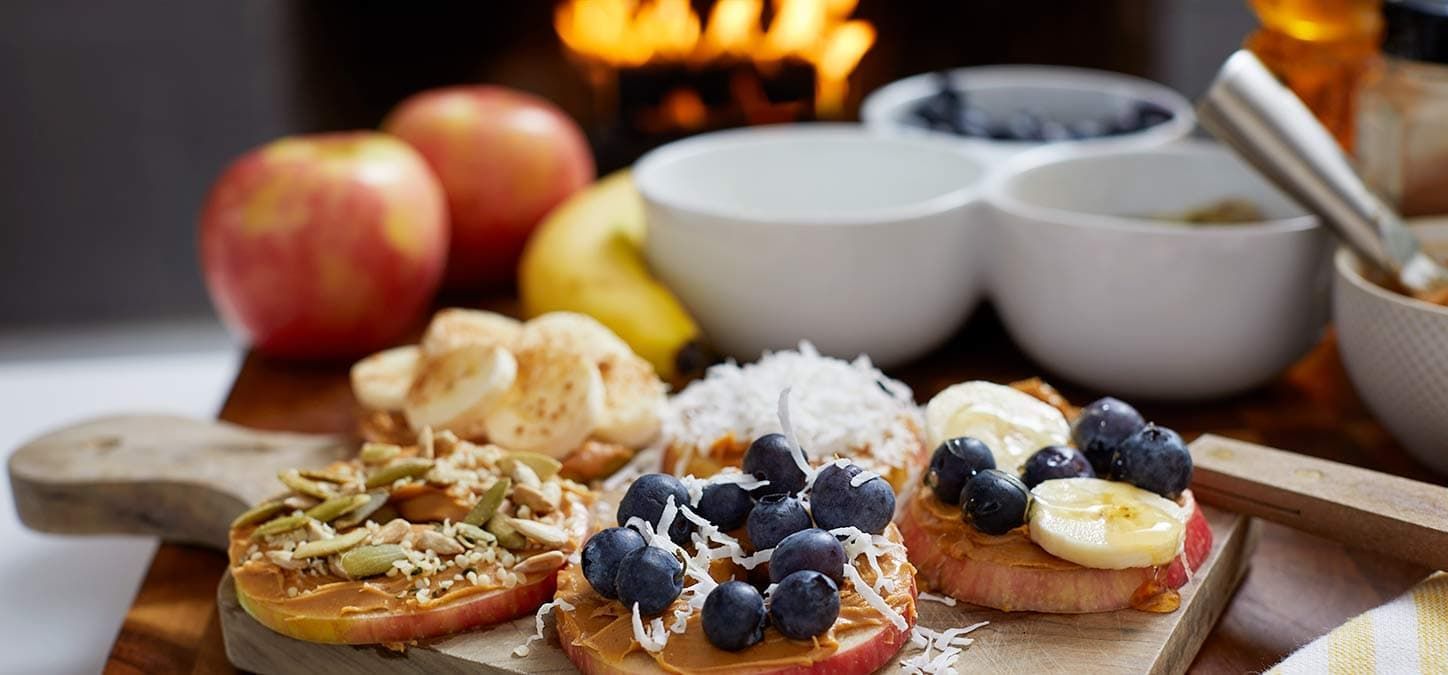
[1270,572,1447,673]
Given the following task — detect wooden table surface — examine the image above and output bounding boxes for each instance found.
[100,307,1442,674]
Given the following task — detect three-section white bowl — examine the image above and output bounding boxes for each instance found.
[635,124,990,367]
[986,141,1332,399]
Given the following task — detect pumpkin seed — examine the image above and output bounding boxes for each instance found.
[252,513,309,538]
[293,528,369,559]
[231,500,285,529]
[332,490,389,529]
[455,522,497,548]
[298,468,351,483]
[360,442,402,464]
[502,451,562,482]
[365,458,434,489]
[305,494,372,523]
[279,469,334,500]
[511,518,569,547]
[485,514,526,549]
[462,478,510,526]
[339,544,409,579]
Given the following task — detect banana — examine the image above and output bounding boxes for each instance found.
[518,170,705,382]
[593,351,667,447]
[419,308,522,358]
[925,381,1070,475]
[1028,477,1187,570]
[403,344,517,436]
[350,346,422,412]
[517,312,632,362]
[484,347,606,458]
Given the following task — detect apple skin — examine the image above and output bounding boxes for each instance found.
[383,85,595,289]
[897,487,1212,614]
[199,132,447,359]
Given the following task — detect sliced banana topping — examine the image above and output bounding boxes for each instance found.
[484,347,605,458]
[350,345,421,412]
[925,381,1070,475]
[403,344,517,434]
[1028,477,1187,570]
[593,351,667,447]
[516,312,632,362]
[419,308,522,357]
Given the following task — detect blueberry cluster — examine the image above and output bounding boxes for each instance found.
[922,396,1192,536]
[579,432,900,653]
[910,74,1175,142]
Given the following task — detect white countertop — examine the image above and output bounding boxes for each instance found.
[0,342,239,673]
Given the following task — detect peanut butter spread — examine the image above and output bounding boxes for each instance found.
[902,485,1079,570]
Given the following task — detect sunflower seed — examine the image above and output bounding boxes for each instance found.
[513,483,559,515]
[332,490,389,529]
[339,544,409,579]
[373,518,410,545]
[252,513,309,538]
[462,478,510,526]
[304,494,373,523]
[365,458,434,489]
[510,518,569,547]
[417,529,464,556]
[513,550,567,575]
[360,442,402,464]
[455,523,496,548]
[265,549,309,570]
[418,426,435,459]
[293,528,369,559]
[279,469,334,500]
[485,514,526,549]
[504,459,541,489]
[230,500,285,529]
[501,451,562,482]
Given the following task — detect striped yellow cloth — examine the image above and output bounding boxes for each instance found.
[1270,573,1448,674]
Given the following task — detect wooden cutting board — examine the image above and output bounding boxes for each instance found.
[10,415,1256,674]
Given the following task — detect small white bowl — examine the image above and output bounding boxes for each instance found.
[1335,221,1448,475]
[636,124,989,367]
[861,65,1195,164]
[986,140,1332,400]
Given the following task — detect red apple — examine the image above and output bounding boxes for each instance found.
[382,85,595,289]
[897,487,1212,614]
[199,132,447,359]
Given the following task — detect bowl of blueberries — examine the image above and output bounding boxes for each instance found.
[861,65,1195,163]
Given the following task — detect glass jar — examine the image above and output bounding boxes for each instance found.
[1357,0,1448,216]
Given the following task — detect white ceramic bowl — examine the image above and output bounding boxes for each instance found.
[1335,221,1448,475]
[986,140,1332,400]
[861,65,1195,164]
[636,124,989,367]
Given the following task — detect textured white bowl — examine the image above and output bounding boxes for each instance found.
[986,140,1332,400]
[861,65,1195,164]
[636,124,989,367]
[1335,221,1448,475]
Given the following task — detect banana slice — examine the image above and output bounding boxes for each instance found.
[1028,477,1187,570]
[484,347,605,458]
[351,346,421,412]
[925,381,1070,475]
[420,309,522,358]
[518,312,632,363]
[593,352,667,447]
[403,344,517,436]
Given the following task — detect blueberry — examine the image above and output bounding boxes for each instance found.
[742,433,809,497]
[615,545,684,615]
[702,581,767,651]
[696,482,753,531]
[924,437,996,505]
[1071,397,1145,477]
[961,469,1031,536]
[617,473,694,544]
[769,570,840,640]
[809,462,896,534]
[746,494,812,550]
[580,526,646,599]
[1115,424,1192,499]
[769,528,845,585]
[1020,445,1096,489]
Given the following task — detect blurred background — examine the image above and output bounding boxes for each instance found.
[0,0,1256,342]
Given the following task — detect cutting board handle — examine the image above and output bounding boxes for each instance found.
[1189,434,1448,571]
[7,415,353,549]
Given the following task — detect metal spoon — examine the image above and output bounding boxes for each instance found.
[1197,49,1448,298]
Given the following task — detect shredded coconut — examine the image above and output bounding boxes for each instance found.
[918,592,958,607]
[900,622,989,674]
[513,599,575,657]
[842,564,907,631]
[631,603,670,653]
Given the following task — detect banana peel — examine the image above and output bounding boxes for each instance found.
[518,170,707,383]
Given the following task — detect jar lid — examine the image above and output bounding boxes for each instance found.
[1384,0,1448,64]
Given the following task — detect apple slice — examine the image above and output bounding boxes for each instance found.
[896,485,1212,614]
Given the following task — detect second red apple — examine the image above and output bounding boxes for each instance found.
[384,86,595,289]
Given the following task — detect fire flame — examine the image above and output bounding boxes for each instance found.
[555,0,876,115]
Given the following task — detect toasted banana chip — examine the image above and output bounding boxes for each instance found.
[517,312,631,363]
[351,346,421,412]
[593,352,667,447]
[403,344,517,435]
[419,308,523,357]
[484,347,605,458]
